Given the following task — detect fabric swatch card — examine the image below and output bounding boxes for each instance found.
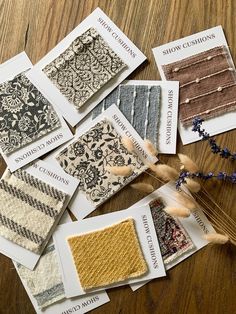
[92,84,161,147]
[14,212,110,314]
[149,198,195,264]
[153,25,236,144]
[26,7,147,126]
[53,205,166,297]
[129,182,216,291]
[0,52,73,172]
[91,80,179,154]
[0,169,67,254]
[0,159,78,270]
[57,119,145,207]
[54,105,157,220]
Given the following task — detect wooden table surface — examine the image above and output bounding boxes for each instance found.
[0,0,236,313]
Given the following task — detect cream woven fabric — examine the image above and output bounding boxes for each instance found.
[0,169,67,253]
[67,218,148,290]
[16,244,65,309]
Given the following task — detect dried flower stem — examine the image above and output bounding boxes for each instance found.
[192,117,236,161]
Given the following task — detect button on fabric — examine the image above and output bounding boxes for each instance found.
[162,46,236,125]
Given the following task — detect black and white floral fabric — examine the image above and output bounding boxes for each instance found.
[56,119,145,206]
[43,27,126,110]
[0,73,61,154]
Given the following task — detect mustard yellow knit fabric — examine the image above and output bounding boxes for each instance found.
[67,218,148,290]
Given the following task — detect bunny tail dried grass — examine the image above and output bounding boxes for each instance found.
[121,136,134,153]
[178,153,200,172]
[130,183,154,193]
[106,166,133,176]
[174,191,198,210]
[150,164,179,182]
[203,233,229,244]
[144,139,158,156]
[164,206,191,218]
[185,178,201,193]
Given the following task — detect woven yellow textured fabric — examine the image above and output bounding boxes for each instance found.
[67,218,148,290]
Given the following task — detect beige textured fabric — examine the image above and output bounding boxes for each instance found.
[0,169,67,253]
[16,244,65,309]
[67,218,148,290]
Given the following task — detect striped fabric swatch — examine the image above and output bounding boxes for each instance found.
[149,198,194,264]
[43,27,126,110]
[16,244,65,309]
[92,85,161,148]
[67,218,147,290]
[0,169,67,253]
[162,46,236,125]
[56,119,145,207]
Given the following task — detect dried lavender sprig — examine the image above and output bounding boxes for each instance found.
[192,117,236,160]
[176,170,236,190]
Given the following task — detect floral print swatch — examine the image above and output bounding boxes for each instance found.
[56,119,145,207]
[163,46,236,125]
[149,198,195,264]
[92,85,161,148]
[0,73,61,155]
[43,27,126,110]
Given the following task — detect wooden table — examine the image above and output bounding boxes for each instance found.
[0,1,236,313]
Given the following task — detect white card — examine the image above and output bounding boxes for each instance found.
[0,52,73,171]
[13,212,110,314]
[77,80,179,154]
[26,7,147,127]
[53,205,166,298]
[129,182,215,291]
[44,105,158,220]
[0,159,78,270]
[152,25,236,144]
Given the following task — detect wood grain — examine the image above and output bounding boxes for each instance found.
[0,0,236,313]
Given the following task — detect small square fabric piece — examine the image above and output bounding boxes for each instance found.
[43,27,126,110]
[162,46,236,125]
[17,244,65,309]
[56,119,145,207]
[67,218,147,290]
[150,198,194,264]
[92,85,161,148]
[0,169,67,253]
[0,73,61,154]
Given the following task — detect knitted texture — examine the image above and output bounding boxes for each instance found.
[0,169,67,253]
[0,72,61,155]
[43,27,126,110]
[56,119,145,207]
[92,85,161,147]
[163,46,236,125]
[67,218,148,290]
[17,244,65,309]
[150,198,194,264]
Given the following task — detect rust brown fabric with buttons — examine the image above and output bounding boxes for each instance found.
[162,46,236,125]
